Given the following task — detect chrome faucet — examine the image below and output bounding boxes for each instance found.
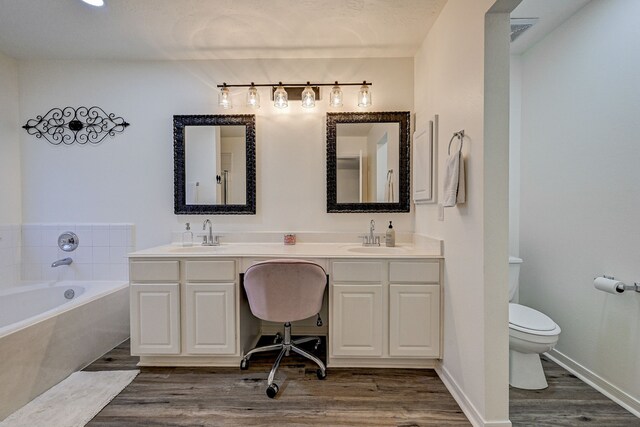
[369,219,376,242]
[201,219,220,246]
[51,257,73,267]
[359,219,380,246]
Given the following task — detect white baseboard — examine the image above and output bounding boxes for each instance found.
[545,349,640,418]
[435,363,512,427]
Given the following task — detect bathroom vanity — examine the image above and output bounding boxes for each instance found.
[128,242,443,369]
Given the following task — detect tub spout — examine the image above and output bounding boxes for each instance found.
[51,257,73,268]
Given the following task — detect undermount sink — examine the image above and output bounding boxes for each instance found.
[346,246,409,254]
[166,245,226,253]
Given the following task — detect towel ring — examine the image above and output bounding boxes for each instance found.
[448,130,465,155]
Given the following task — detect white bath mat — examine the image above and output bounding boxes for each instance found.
[0,370,139,427]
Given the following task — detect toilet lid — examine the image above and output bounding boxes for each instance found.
[509,303,558,334]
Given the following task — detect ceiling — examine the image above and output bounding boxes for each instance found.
[0,0,446,61]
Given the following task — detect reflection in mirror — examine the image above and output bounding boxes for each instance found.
[327,112,410,213]
[185,126,246,205]
[336,123,399,203]
[174,115,255,215]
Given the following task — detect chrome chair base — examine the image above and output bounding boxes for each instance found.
[240,322,327,398]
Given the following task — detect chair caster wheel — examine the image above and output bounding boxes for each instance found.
[240,359,249,370]
[314,339,321,351]
[317,369,327,380]
[266,383,279,398]
[273,333,282,344]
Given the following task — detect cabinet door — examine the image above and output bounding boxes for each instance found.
[331,284,383,357]
[130,283,180,355]
[185,283,236,354]
[389,284,440,357]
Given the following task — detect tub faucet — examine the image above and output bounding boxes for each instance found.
[52,257,73,267]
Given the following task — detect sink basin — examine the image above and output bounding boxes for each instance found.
[346,246,409,255]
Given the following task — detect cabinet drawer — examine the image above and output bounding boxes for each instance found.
[389,261,439,283]
[130,261,179,282]
[185,260,236,281]
[332,261,383,282]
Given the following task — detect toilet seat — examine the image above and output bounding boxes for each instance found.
[509,303,560,336]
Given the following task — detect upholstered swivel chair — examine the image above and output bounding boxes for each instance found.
[241,259,327,398]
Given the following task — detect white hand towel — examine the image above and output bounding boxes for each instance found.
[456,154,465,204]
[443,151,461,207]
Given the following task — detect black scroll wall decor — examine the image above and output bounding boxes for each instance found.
[22,106,130,145]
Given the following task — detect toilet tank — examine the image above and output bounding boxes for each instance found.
[509,256,523,302]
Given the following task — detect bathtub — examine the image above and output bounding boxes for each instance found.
[0,281,129,420]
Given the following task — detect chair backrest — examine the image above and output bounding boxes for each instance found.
[243,259,327,323]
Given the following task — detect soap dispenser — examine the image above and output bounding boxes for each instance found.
[182,222,193,247]
[385,221,395,247]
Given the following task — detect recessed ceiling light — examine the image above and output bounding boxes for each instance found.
[82,0,105,7]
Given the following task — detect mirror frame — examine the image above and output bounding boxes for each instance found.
[174,114,256,215]
[326,111,411,213]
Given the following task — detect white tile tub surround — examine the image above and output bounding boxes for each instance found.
[21,224,135,281]
[0,224,21,289]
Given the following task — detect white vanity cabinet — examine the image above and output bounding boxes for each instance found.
[329,259,442,367]
[129,243,443,368]
[388,261,440,357]
[130,261,181,355]
[331,261,384,357]
[129,258,245,362]
[184,260,237,355]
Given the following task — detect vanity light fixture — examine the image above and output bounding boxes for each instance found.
[216,81,372,109]
[246,83,260,109]
[82,0,104,6]
[357,81,372,108]
[329,82,343,108]
[273,83,288,109]
[218,84,233,109]
[301,82,316,109]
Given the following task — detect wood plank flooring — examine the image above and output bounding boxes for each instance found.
[86,339,470,426]
[509,356,640,426]
[84,341,639,426]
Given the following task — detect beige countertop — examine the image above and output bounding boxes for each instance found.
[129,242,442,259]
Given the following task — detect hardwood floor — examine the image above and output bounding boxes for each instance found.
[509,356,640,426]
[85,339,470,426]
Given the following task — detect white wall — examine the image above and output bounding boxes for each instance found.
[414,0,512,424]
[0,52,21,287]
[0,52,21,225]
[18,58,414,250]
[508,56,522,257]
[517,0,640,408]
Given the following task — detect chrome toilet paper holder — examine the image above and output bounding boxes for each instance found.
[598,275,640,293]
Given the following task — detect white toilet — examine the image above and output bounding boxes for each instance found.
[508,256,561,390]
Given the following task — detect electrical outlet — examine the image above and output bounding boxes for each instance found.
[438,204,444,221]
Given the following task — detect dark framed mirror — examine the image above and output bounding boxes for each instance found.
[327,111,410,213]
[174,114,256,214]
